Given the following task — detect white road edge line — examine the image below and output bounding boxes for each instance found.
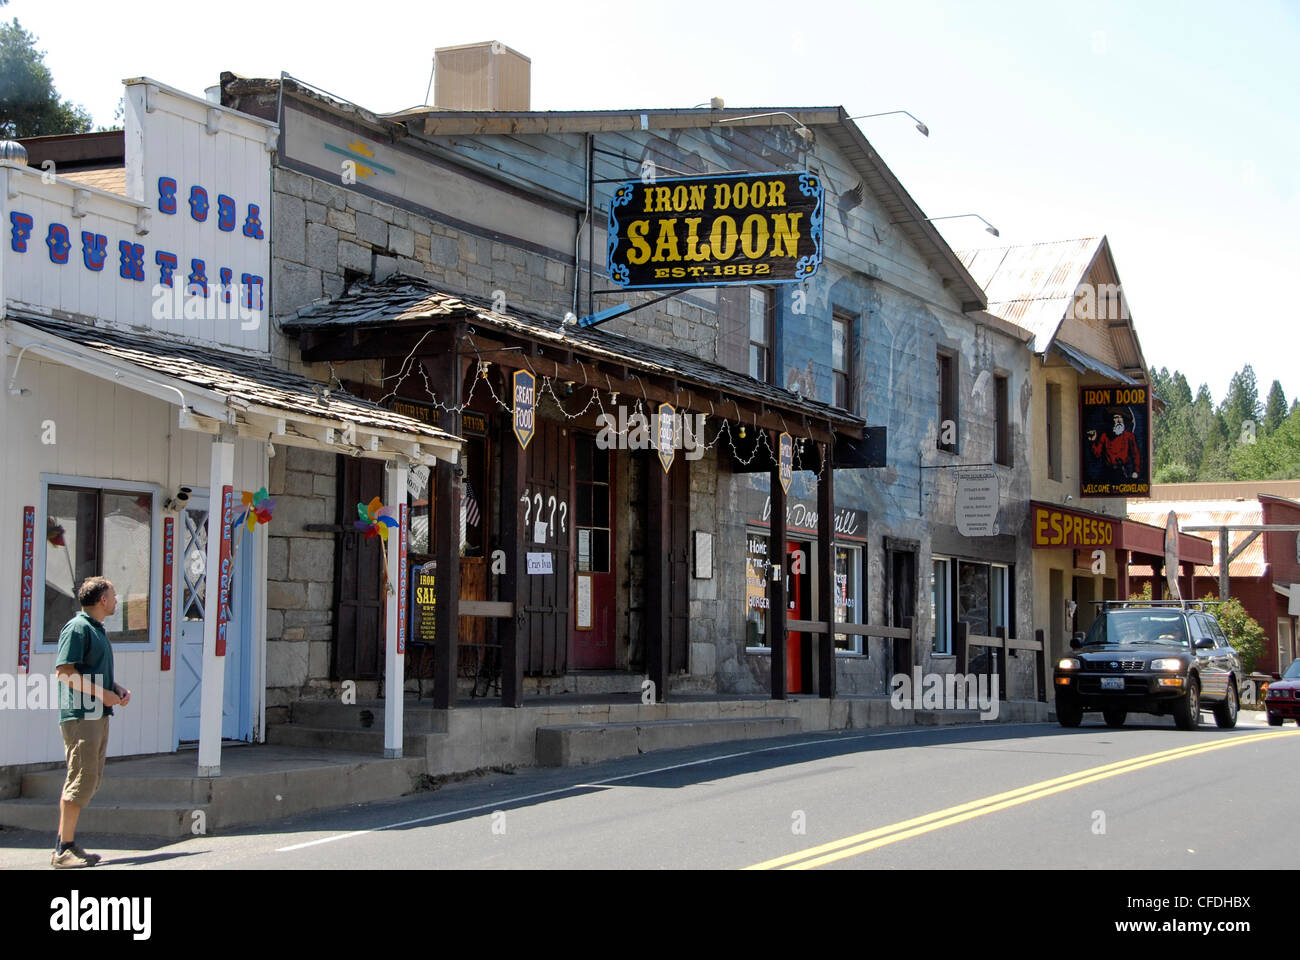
[275,722,1047,853]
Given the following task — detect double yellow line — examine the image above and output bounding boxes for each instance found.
[747,730,1296,870]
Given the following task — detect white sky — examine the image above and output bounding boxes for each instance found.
[15,0,1300,405]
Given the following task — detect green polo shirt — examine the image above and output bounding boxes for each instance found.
[56,611,115,722]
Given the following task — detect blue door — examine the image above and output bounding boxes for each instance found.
[174,496,254,745]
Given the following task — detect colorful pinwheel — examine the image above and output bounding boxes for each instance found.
[356,498,400,594]
[234,487,277,532]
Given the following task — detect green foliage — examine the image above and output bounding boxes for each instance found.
[1153,462,1194,484]
[1206,595,1267,674]
[1263,380,1288,434]
[1228,403,1300,479]
[0,18,92,137]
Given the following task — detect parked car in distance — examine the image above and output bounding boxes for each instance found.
[1054,601,1241,730]
[1264,659,1300,726]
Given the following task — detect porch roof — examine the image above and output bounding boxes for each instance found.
[282,274,869,443]
[6,314,462,466]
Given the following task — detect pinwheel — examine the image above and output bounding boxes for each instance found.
[355,497,400,594]
[234,487,276,532]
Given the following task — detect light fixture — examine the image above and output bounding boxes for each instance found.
[609,391,619,404]
[739,425,747,439]
[266,434,276,459]
[846,110,929,137]
[891,213,1000,237]
[562,311,578,326]
[478,360,491,378]
[714,111,814,145]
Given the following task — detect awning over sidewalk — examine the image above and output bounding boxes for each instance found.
[7,315,462,464]
[1030,500,1213,566]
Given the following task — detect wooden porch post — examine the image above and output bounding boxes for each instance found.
[197,427,235,778]
[769,431,788,700]
[500,411,527,707]
[1115,549,1130,600]
[383,456,409,756]
[816,440,836,699]
[645,451,670,702]
[428,341,462,710]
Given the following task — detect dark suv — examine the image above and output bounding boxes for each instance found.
[1053,601,1241,730]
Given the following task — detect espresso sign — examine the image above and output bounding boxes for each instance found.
[1080,384,1151,497]
[607,172,824,289]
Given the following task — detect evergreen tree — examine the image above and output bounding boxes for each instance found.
[1230,404,1300,480]
[1263,380,1288,433]
[1219,364,1261,441]
[0,18,91,137]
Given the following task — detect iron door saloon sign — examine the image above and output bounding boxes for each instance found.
[607,172,824,289]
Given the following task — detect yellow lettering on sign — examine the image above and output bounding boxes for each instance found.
[653,219,681,262]
[683,218,711,262]
[770,213,802,258]
[710,216,738,260]
[627,221,652,265]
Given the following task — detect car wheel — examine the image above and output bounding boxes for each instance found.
[1173,678,1201,730]
[1267,713,1283,726]
[1213,681,1238,729]
[1057,701,1083,728]
[1103,708,1127,728]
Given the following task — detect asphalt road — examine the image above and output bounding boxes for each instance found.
[2,711,1296,871]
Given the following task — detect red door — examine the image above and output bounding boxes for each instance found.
[786,541,807,693]
[571,434,616,669]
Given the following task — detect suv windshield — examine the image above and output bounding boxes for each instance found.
[1283,660,1300,681]
[1083,610,1189,647]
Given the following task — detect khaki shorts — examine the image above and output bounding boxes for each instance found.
[59,717,110,806]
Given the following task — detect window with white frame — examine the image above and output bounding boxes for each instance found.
[834,545,863,653]
[744,530,771,649]
[932,557,952,654]
[43,482,155,645]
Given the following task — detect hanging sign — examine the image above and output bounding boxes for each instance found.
[778,432,793,494]
[956,469,999,537]
[214,485,234,657]
[161,516,175,671]
[607,171,824,289]
[1080,384,1151,497]
[657,402,676,473]
[411,562,436,645]
[513,370,536,450]
[17,506,35,672]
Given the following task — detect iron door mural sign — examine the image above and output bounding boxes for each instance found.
[657,402,676,473]
[607,172,824,289]
[1080,384,1150,497]
[778,432,793,494]
[513,370,536,450]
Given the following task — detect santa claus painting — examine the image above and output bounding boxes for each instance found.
[1086,406,1142,481]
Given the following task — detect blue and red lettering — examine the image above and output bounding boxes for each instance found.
[217,194,236,232]
[81,232,108,271]
[241,274,264,312]
[219,267,233,302]
[189,186,209,222]
[242,203,264,240]
[46,223,71,264]
[155,251,178,287]
[9,212,33,252]
[118,241,145,281]
[158,176,178,214]
[187,259,209,297]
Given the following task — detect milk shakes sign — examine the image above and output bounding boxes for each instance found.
[1080,384,1151,497]
[513,370,536,450]
[607,172,824,289]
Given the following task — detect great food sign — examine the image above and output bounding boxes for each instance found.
[607,172,824,289]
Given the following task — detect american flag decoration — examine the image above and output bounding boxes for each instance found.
[462,480,481,530]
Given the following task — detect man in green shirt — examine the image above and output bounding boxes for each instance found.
[52,576,131,869]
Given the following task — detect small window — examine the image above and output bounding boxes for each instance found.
[834,545,863,654]
[832,310,855,411]
[744,531,772,649]
[994,374,1011,467]
[932,557,952,653]
[937,351,957,453]
[1046,382,1062,480]
[748,287,774,384]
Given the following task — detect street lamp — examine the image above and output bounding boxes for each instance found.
[892,213,1000,237]
[845,110,930,137]
[714,111,815,144]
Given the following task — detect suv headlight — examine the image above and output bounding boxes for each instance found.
[1057,658,1081,671]
[1149,658,1183,671]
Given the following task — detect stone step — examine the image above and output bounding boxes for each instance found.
[266,723,431,756]
[536,716,801,767]
[0,798,206,839]
[914,710,984,726]
[289,699,447,734]
[20,768,209,804]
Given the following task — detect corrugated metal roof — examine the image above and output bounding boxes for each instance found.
[1052,340,1137,385]
[59,166,127,195]
[1127,500,1267,578]
[12,315,462,449]
[957,238,1103,352]
[282,275,866,431]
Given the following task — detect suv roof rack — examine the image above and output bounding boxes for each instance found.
[1091,599,1222,610]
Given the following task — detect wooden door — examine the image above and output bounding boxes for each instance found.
[571,434,615,669]
[667,455,690,673]
[334,457,385,681]
[523,418,571,675]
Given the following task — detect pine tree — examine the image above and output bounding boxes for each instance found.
[1263,380,1287,433]
[0,18,92,137]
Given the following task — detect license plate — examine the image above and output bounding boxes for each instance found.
[1101,677,1124,691]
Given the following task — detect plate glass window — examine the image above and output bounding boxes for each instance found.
[937,351,957,452]
[834,545,863,653]
[932,557,952,653]
[575,434,611,573]
[744,531,771,648]
[748,287,774,383]
[44,485,153,644]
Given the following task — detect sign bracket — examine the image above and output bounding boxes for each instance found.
[577,288,688,329]
[917,454,994,512]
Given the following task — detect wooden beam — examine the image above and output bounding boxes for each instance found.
[645,450,671,702]
[768,430,788,701]
[816,439,836,700]
[499,414,527,708]
[429,339,462,710]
